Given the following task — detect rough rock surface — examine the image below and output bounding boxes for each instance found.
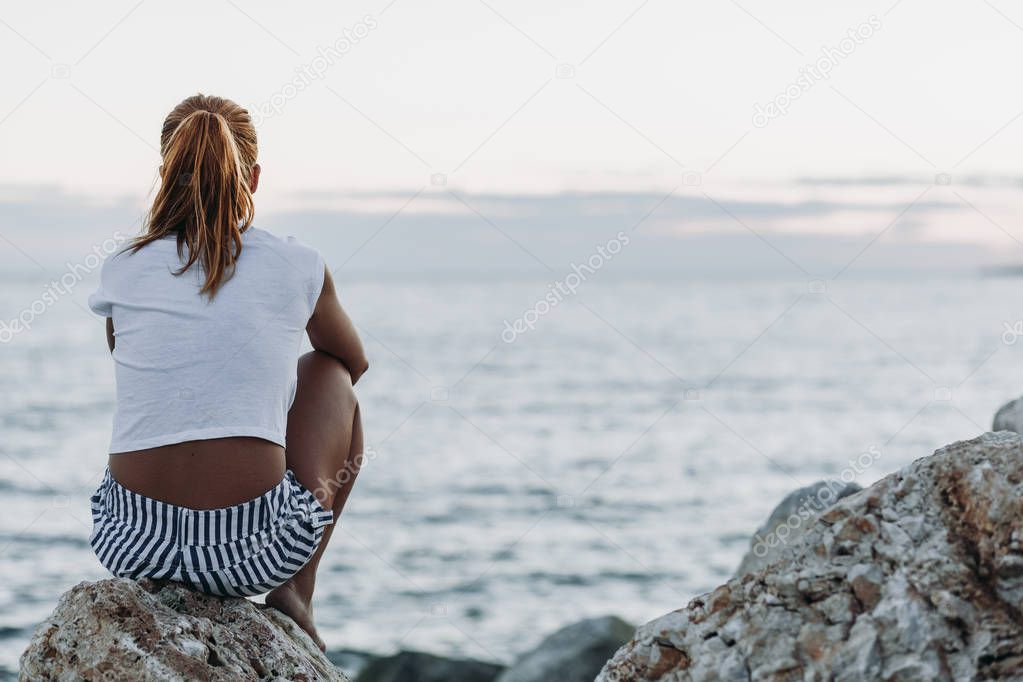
[734,480,861,578]
[598,431,1023,681]
[994,397,1023,433]
[354,650,504,682]
[496,615,634,682]
[20,578,348,681]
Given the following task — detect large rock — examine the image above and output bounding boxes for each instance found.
[734,479,861,578]
[598,431,1023,681]
[994,398,1023,432]
[496,615,634,682]
[354,650,504,682]
[20,578,348,681]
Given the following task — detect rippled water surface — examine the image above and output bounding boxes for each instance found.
[0,269,1019,674]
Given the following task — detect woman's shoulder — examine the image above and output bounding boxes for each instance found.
[244,227,325,310]
[244,227,324,278]
[97,239,157,278]
[88,239,165,315]
[245,227,318,256]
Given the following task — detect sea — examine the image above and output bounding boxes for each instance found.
[0,266,1020,676]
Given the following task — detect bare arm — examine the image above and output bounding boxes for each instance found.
[105,317,115,352]
[307,267,369,384]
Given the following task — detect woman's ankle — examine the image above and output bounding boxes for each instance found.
[280,573,316,603]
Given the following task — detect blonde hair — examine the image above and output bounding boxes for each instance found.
[132,94,257,297]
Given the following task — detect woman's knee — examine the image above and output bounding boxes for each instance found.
[297,351,357,412]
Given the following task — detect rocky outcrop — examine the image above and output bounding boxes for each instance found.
[994,397,1023,433]
[20,578,347,681]
[354,650,503,682]
[598,431,1023,681]
[496,615,634,682]
[734,480,861,578]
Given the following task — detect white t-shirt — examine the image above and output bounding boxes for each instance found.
[88,227,325,454]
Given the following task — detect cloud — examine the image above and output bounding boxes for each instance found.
[0,184,996,277]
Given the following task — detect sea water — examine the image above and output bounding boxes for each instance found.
[0,269,1019,674]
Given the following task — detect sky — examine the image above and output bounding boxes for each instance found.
[1,0,1023,266]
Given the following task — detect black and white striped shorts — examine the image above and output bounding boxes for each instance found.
[89,468,334,597]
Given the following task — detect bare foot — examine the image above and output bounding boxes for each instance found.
[265,581,325,652]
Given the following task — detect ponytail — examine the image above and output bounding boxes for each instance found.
[133,95,257,298]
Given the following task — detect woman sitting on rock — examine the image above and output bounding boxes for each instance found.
[87,93,367,651]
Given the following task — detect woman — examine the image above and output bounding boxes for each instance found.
[87,93,367,650]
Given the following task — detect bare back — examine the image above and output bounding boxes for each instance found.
[108,437,286,508]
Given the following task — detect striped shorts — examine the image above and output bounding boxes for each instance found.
[89,468,334,597]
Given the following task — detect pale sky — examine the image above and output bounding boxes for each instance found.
[2,0,1023,201]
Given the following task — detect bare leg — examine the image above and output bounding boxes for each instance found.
[266,350,363,650]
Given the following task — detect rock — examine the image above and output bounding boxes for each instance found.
[354,650,503,682]
[734,479,862,577]
[20,578,348,681]
[496,616,634,682]
[597,432,1023,681]
[993,397,1023,432]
